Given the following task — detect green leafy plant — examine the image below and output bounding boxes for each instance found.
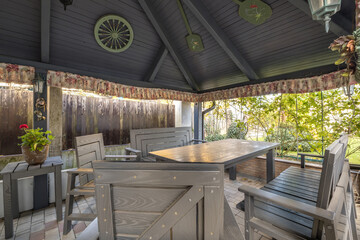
[227,121,247,139]
[18,124,54,151]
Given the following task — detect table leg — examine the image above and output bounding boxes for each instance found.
[11,179,19,218]
[54,166,63,221]
[3,174,13,239]
[266,149,275,183]
[229,166,237,180]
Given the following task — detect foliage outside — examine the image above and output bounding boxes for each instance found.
[19,127,54,152]
[203,86,360,164]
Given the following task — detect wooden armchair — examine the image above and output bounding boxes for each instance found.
[63,133,139,234]
[239,135,358,239]
[125,127,206,161]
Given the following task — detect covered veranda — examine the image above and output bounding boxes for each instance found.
[0,0,359,239]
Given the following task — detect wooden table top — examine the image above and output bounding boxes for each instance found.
[149,139,280,166]
[0,156,62,174]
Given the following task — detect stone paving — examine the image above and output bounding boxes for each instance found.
[0,173,359,239]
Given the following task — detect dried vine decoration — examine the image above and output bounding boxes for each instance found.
[329,34,356,77]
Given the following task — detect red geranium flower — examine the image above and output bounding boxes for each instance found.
[250,4,258,8]
[19,124,29,129]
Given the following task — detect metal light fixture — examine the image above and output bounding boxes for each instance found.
[308,0,342,33]
[33,74,45,94]
[343,84,355,99]
[59,0,73,10]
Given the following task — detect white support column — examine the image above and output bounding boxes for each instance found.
[175,101,192,127]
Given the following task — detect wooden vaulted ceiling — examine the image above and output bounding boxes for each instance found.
[0,0,355,93]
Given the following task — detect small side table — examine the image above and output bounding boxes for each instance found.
[0,156,63,239]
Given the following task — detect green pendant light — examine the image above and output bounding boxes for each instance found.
[176,0,204,52]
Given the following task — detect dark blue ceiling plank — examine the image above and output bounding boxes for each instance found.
[41,0,50,63]
[286,0,352,36]
[143,45,168,82]
[182,0,258,81]
[138,0,200,91]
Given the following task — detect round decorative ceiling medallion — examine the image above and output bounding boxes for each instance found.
[94,14,134,53]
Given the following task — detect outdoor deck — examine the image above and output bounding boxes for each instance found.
[1,171,360,240]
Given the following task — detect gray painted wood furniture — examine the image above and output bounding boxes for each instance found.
[63,133,138,234]
[239,134,358,239]
[126,127,206,162]
[0,156,63,239]
[149,139,280,182]
[77,160,242,240]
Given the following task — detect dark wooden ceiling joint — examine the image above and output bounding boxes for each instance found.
[182,0,259,81]
[138,0,200,91]
[286,0,352,36]
[41,0,51,63]
[143,45,168,82]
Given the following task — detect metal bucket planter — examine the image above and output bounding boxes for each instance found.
[21,145,49,165]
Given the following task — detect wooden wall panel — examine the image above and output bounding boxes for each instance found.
[62,94,175,149]
[0,88,33,155]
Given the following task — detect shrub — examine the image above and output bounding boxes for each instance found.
[227,121,247,139]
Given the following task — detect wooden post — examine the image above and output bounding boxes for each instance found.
[194,102,203,140]
[48,87,63,157]
[266,149,275,183]
[33,70,49,210]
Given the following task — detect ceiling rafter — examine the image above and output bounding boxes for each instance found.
[286,0,352,36]
[182,0,259,81]
[41,0,51,63]
[143,45,168,82]
[138,0,200,91]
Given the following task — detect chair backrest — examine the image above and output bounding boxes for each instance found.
[75,133,106,185]
[129,127,193,158]
[323,159,355,240]
[93,161,224,240]
[317,134,348,209]
[313,134,349,238]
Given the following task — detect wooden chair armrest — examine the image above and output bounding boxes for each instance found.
[238,184,335,223]
[77,218,99,240]
[125,147,141,153]
[298,153,324,158]
[191,139,207,143]
[105,155,138,159]
[66,168,93,175]
[125,147,141,161]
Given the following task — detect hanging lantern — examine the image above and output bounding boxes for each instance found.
[33,74,45,94]
[59,0,73,10]
[307,0,342,33]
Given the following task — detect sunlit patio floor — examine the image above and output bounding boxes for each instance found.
[1,172,360,240]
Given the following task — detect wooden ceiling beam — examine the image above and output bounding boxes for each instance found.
[138,0,200,91]
[286,0,352,36]
[143,45,168,82]
[183,0,259,80]
[41,0,51,63]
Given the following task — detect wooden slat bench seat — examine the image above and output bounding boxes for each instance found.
[239,134,358,240]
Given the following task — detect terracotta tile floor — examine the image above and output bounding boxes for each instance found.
[0,173,359,239]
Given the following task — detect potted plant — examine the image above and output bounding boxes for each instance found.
[18,124,54,165]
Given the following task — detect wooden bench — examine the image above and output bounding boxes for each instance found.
[239,134,358,239]
[78,161,243,240]
[125,127,206,161]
